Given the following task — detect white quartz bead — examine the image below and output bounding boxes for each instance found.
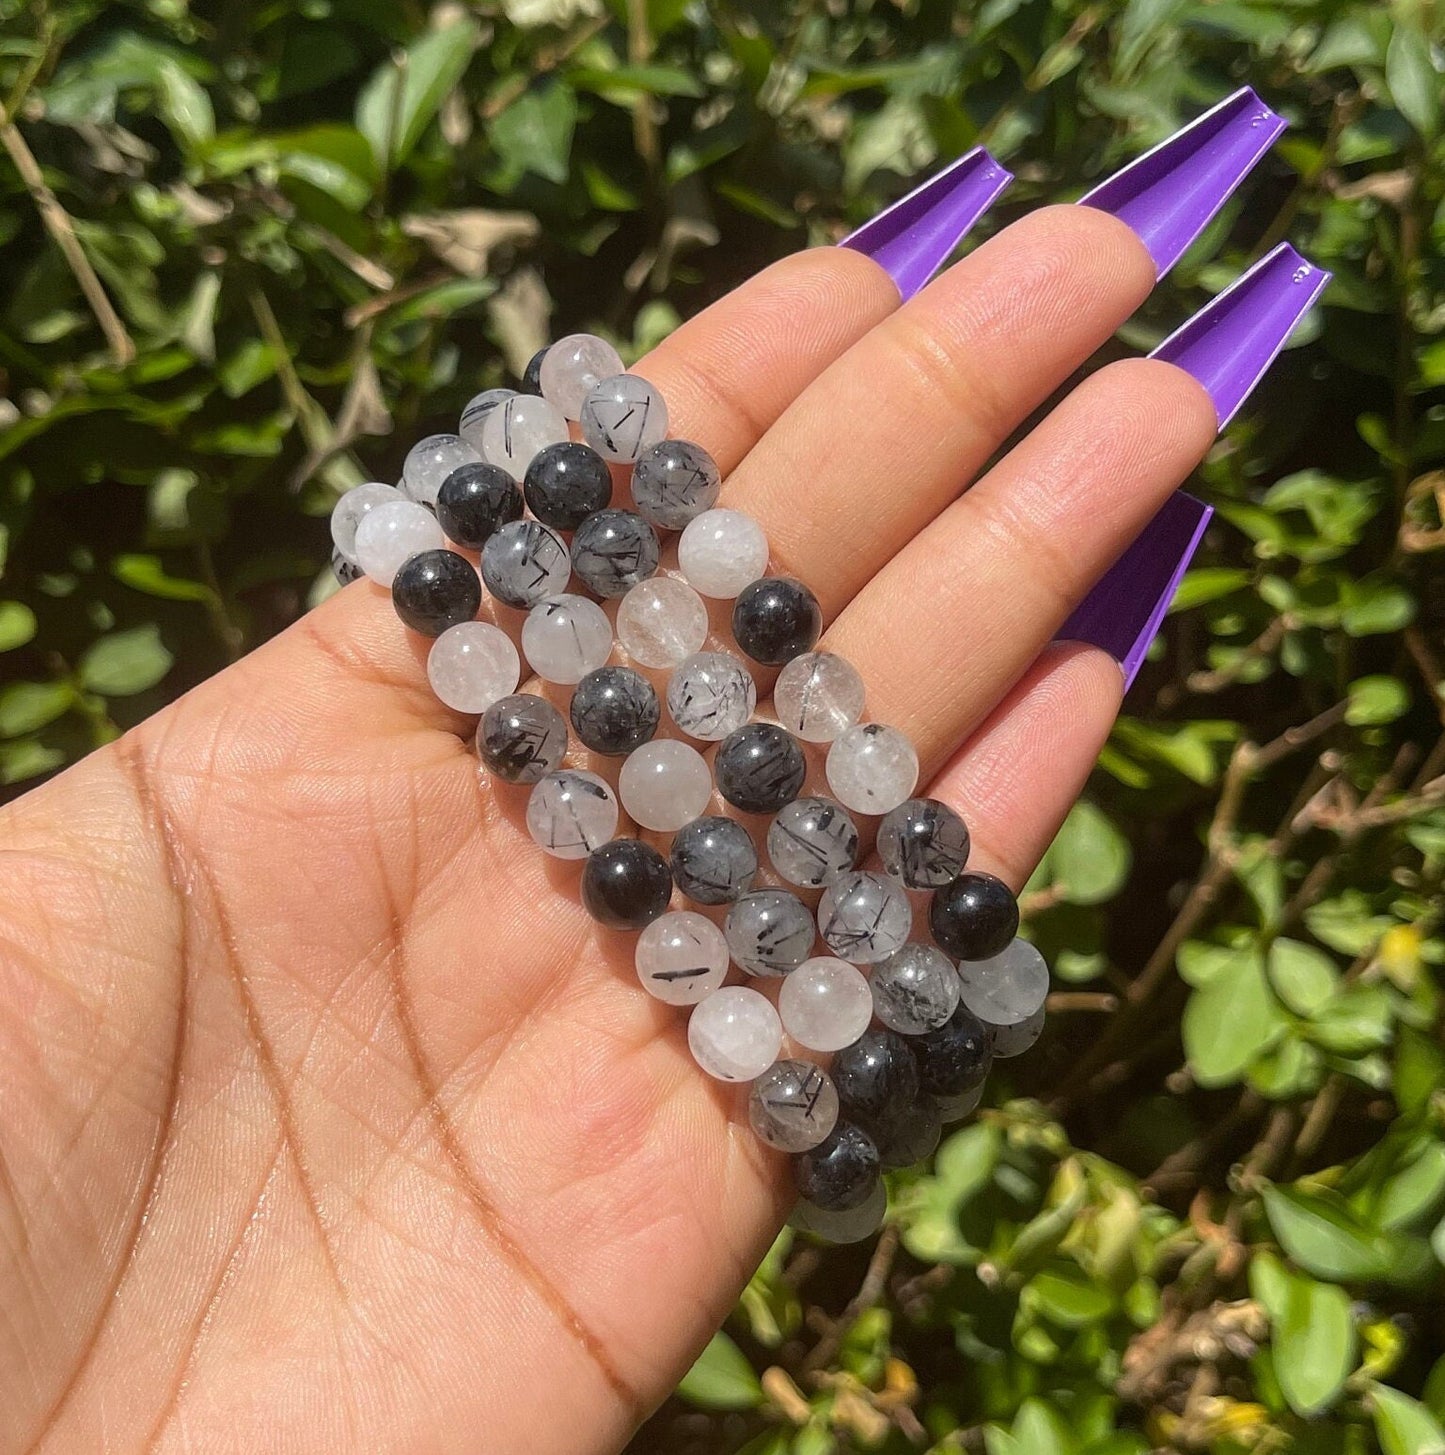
[579,373,669,463]
[666,651,757,741]
[618,738,712,832]
[521,594,613,684]
[539,334,625,419]
[688,986,782,1082]
[818,871,913,964]
[990,1004,1046,1058]
[330,481,401,564]
[791,1181,886,1244]
[526,770,619,860]
[778,957,874,1052]
[677,509,769,599]
[773,652,866,744]
[458,387,516,450]
[426,622,520,713]
[402,433,483,506]
[635,911,730,1006]
[482,394,570,481]
[616,576,709,669]
[870,943,960,1034]
[353,499,446,586]
[826,723,919,816]
[957,937,1050,1027]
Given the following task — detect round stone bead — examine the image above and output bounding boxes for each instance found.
[402,434,483,506]
[957,937,1050,1027]
[354,499,446,586]
[725,889,816,977]
[481,394,570,481]
[391,548,482,637]
[331,481,401,563]
[436,462,523,550]
[426,621,519,712]
[791,1180,886,1244]
[794,1122,879,1212]
[635,911,729,1006]
[458,387,516,452]
[929,872,1019,962]
[570,665,659,757]
[773,652,866,744]
[521,594,613,685]
[877,797,971,888]
[779,958,874,1052]
[732,577,822,667]
[830,1028,920,1135]
[677,509,769,599]
[480,519,572,609]
[912,1002,993,1097]
[631,439,721,530]
[670,815,758,906]
[991,1004,1046,1058]
[748,1060,839,1152]
[934,1083,985,1124]
[817,871,912,964]
[666,651,757,742]
[616,577,708,669]
[526,770,619,860]
[714,723,807,815]
[870,943,960,1035]
[538,333,625,419]
[579,373,669,463]
[331,548,363,585]
[582,837,673,930]
[523,441,613,530]
[875,1100,942,1171]
[571,509,660,599]
[825,723,919,816]
[688,986,782,1083]
[478,693,568,784]
[618,739,712,832]
[767,797,859,889]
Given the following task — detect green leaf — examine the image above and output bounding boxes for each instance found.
[488,83,578,185]
[1373,1384,1445,1455]
[0,738,66,784]
[1182,948,1287,1086]
[1341,577,1416,636]
[0,681,75,737]
[78,626,174,697]
[1169,567,1251,611]
[1263,1184,1435,1286]
[0,601,37,652]
[1251,1251,1357,1415]
[357,22,478,167]
[1377,1143,1445,1232]
[1045,800,1131,905]
[1026,1268,1116,1328]
[1348,675,1412,726]
[675,1332,762,1411]
[1385,24,1441,139]
[114,555,220,604]
[1268,939,1340,1017]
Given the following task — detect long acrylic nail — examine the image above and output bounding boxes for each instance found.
[1080,87,1286,276]
[839,147,1013,300]
[1152,242,1331,426]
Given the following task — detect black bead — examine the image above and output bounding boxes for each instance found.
[929,871,1019,960]
[732,577,822,666]
[390,548,481,637]
[581,838,672,930]
[794,1122,880,1211]
[714,722,807,814]
[570,665,660,756]
[524,441,613,530]
[436,462,523,549]
[331,548,362,585]
[670,815,759,905]
[830,1029,920,1135]
[571,509,660,598]
[522,345,548,394]
[912,1002,993,1097]
[874,1100,942,1171]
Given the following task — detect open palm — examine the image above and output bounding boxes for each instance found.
[0,206,1216,1454]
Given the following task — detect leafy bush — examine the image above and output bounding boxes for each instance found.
[1,0,1443,1451]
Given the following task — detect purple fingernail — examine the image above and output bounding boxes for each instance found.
[1080,87,1287,276]
[1152,241,1331,427]
[1058,491,1213,690]
[839,148,1013,300]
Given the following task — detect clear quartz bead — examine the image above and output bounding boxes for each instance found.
[791,1180,886,1244]
[666,651,756,741]
[773,652,866,744]
[526,770,619,860]
[481,520,572,609]
[725,890,816,977]
[635,911,730,1006]
[426,622,520,713]
[481,394,570,480]
[579,373,669,463]
[817,871,913,964]
[991,1004,1046,1058]
[870,943,961,1034]
[331,481,401,563]
[957,937,1050,1027]
[521,594,613,684]
[677,509,769,599]
[616,577,709,669]
[538,334,625,419]
[767,797,860,888]
[688,986,782,1082]
[825,723,919,816]
[778,957,874,1052]
[748,1060,839,1152]
[402,434,483,506]
[353,499,446,586]
[618,738,712,832]
[458,388,516,450]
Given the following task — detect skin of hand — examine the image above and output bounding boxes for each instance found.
[0,205,1216,1455]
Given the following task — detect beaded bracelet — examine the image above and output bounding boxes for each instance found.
[329,334,1050,1243]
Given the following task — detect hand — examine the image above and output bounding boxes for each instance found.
[0,205,1214,1454]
